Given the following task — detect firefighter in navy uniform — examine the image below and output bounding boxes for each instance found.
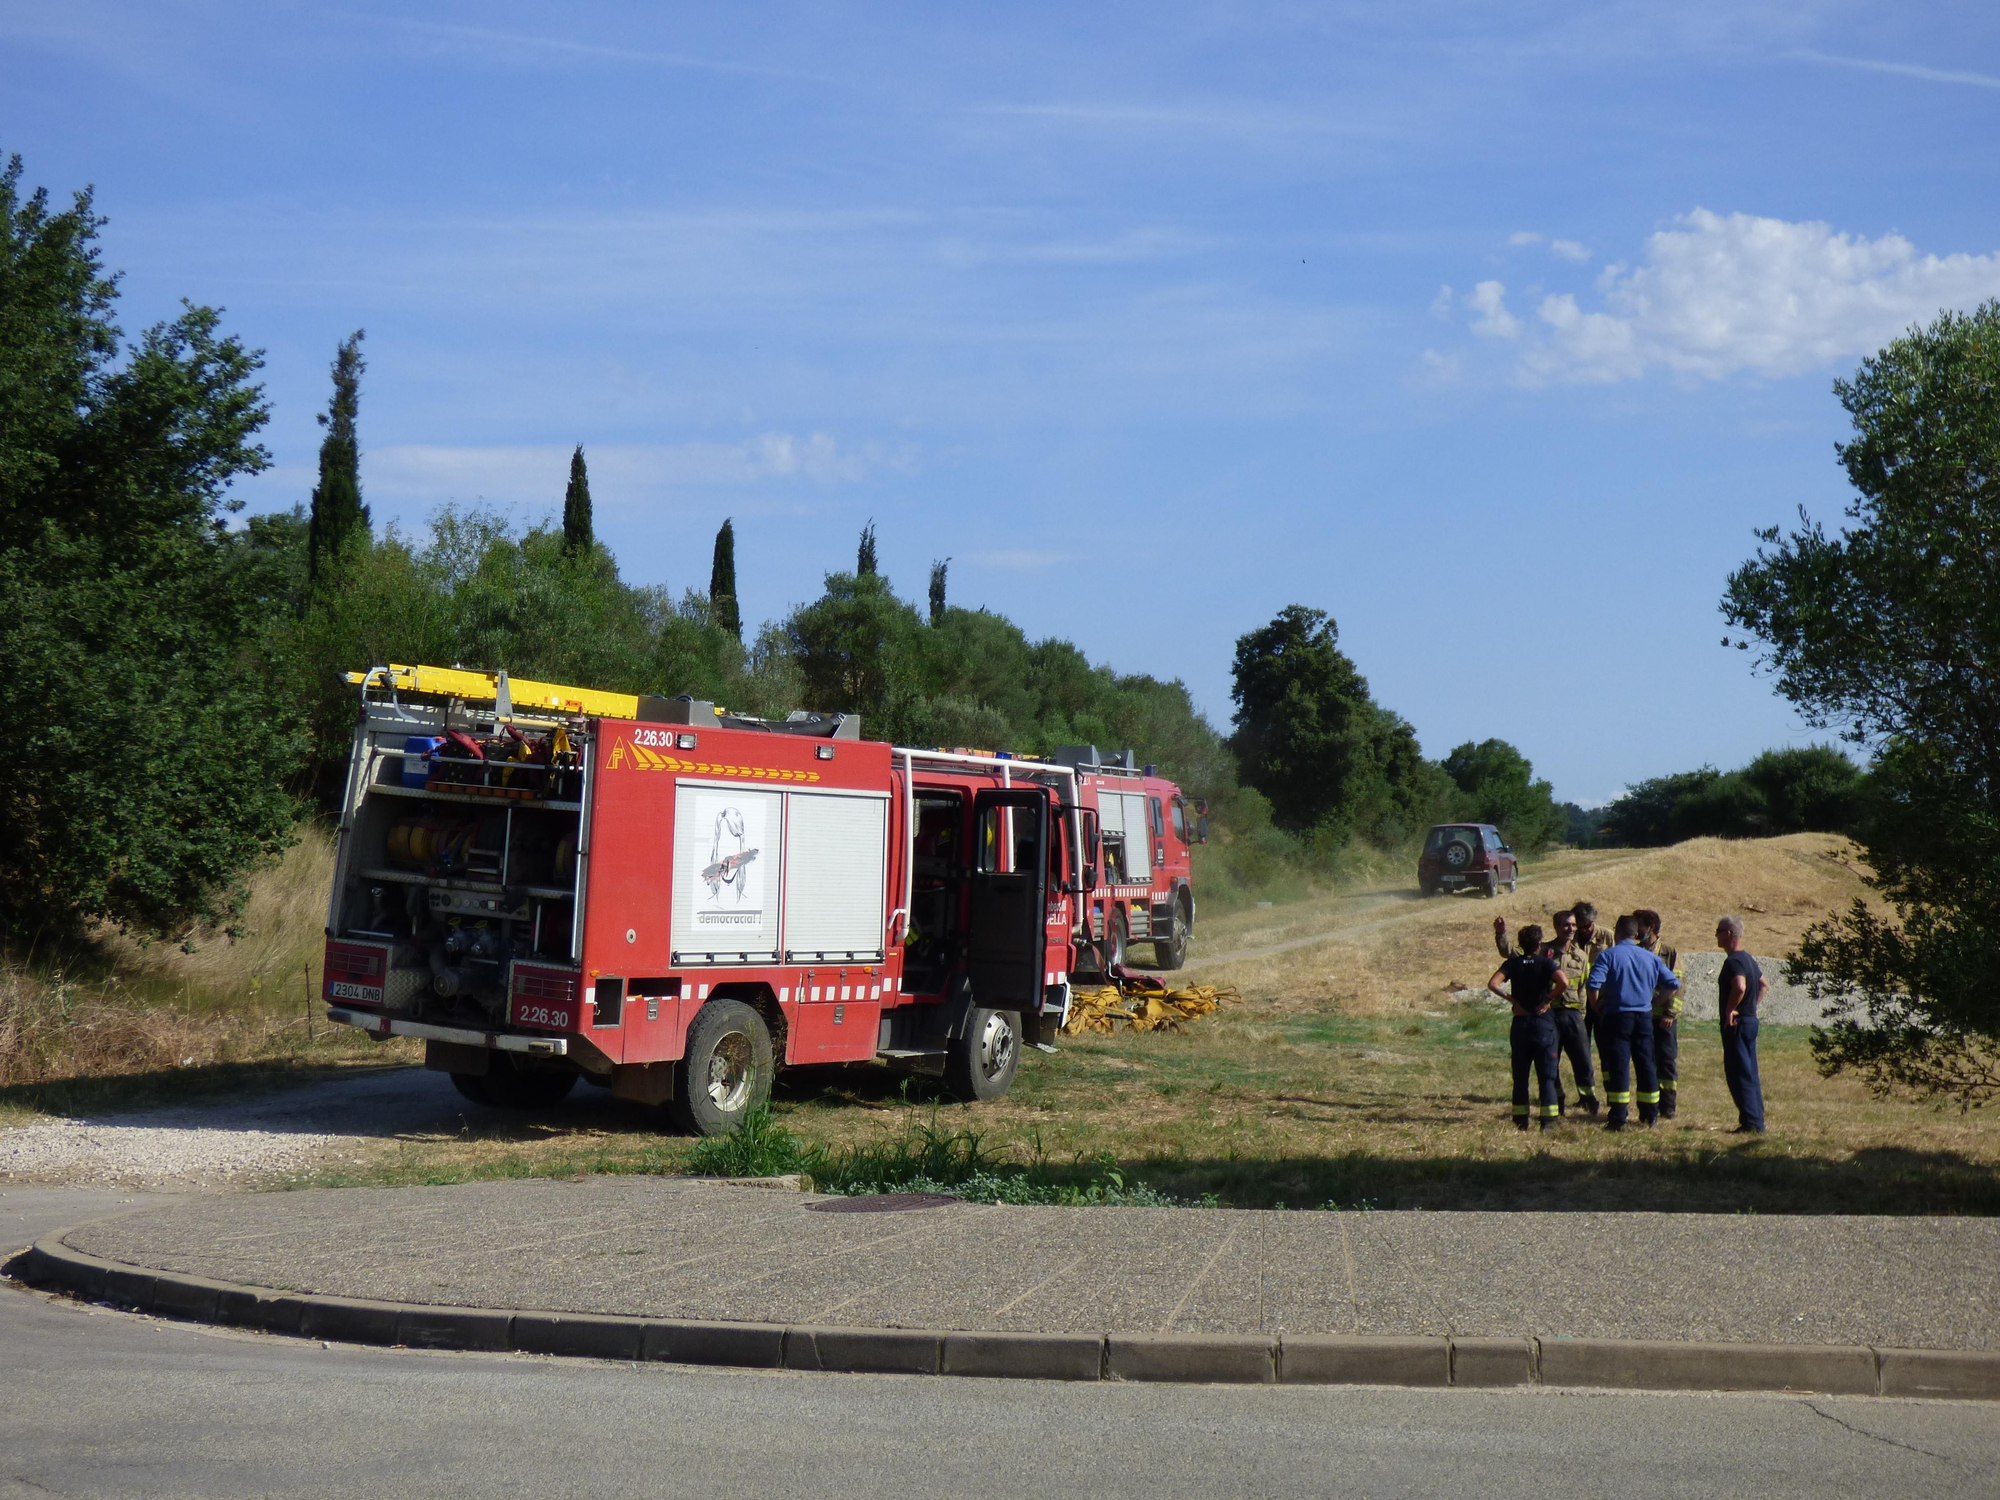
[1489,923,1566,1131]
[1587,913,1679,1130]
[1636,909,1685,1120]
[1494,913,1600,1116]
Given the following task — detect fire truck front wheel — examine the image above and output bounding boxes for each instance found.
[672,999,775,1136]
[1154,897,1191,970]
[945,1007,1020,1102]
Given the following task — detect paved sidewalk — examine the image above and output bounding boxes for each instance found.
[51,1177,2000,1350]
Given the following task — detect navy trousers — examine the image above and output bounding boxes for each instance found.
[1653,1018,1679,1117]
[1595,1010,1659,1127]
[1722,1014,1765,1131]
[1510,1012,1561,1129]
[1551,1007,1597,1109]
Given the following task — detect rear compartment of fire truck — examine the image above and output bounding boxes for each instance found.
[324,683,589,1108]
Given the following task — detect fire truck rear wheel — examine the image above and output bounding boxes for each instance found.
[1154,897,1190,970]
[945,1007,1020,1102]
[672,999,774,1137]
[454,1057,578,1110]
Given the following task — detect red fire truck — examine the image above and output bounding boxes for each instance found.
[1055,747,1204,972]
[320,666,1096,1134]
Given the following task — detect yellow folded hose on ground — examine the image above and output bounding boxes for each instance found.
[1061,982,1240,1036]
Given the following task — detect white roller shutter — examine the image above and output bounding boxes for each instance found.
[783,789,889,962]
[1123,793,1153,880]
[672,784,784,964]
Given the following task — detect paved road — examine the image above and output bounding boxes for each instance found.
[5,1191,1997,1500]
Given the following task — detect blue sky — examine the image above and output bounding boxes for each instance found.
[7,2,1999,803]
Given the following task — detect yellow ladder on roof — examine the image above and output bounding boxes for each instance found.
[345,663,642,721]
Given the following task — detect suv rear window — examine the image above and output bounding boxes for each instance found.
[1424,826,1476,852]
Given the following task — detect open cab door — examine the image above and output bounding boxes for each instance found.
[968,788,1050,1008]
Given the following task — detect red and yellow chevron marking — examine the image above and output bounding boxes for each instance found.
[606,739,821,782]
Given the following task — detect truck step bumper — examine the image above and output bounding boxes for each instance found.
[325,1007,569,1057]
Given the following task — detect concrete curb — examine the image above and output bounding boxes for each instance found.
[10,1235,1998,1400]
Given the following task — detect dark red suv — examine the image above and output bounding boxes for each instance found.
[1418,823,1518,898]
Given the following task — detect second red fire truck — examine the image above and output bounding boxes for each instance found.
[320,665,1199,1134]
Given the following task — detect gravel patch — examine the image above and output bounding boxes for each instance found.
[0,1067,466,1190]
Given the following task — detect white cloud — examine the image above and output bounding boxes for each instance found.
[1550,239,1591,263]
[1796,51,2000,92]
[1516,209,2000,384]
[363,434,912,506]
[1415,349,1462,387]
[1467,280,1521,339]
[1429,284,1454,320]
[1509,231,1542,247]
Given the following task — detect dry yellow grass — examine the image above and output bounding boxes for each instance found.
[1188,833,1877,1016]
[1,827,410,1114]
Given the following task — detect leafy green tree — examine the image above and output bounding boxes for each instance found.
[1228,605,1446,844]
[305,330,366,588]
[709,518,741,641]
[561,444,593,556]
[928,558,948,626]
[0,152,301,941]
[1724,301,2000,1105]
[1441,738,1562,849]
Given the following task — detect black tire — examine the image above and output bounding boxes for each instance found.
[1507,875,1519,894]
[1482,872,1499,899]
[476,1055,579,1109]
[1153,897,1190,970]
[450,1071,493,1106]
[1101,909,1129,973]
[671,999,774,1137]
[1443,839,1474,869]
[1419,879,1439,897]
[945,1006,1020,1102]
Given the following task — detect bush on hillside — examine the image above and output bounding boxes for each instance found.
[1596,745,1862,847]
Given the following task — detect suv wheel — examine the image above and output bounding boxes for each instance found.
[1483,871,1499,899]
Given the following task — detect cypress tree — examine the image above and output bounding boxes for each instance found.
[305,330,367,588]
[710,517,741,641]
[857,520,878,577]
[561,444,593,556]
[928,557,949,626]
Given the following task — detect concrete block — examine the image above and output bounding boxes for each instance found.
[1281,1336,1449,1387]
[513,1313,647,1361]
[396,1306,513,1352]
[146,1273,223,1323]
[100,1265,157,1310]
[1106,1334,1276,1384]
[642,1319,786,1369]
[298,1296,403,1346]
[1878,1348,2000,1401]
[942,1331,1104,1381]
[785,1326,940,1375]
[1537,1339,1876,1394]
[1452,1338,1535,1387]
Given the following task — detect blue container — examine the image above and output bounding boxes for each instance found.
[402,736,444,788]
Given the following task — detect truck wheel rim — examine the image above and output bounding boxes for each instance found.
[977,1012,1016,1081]
[707,1031,754,1112]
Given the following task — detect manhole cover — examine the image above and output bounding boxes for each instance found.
[806,1193,960,1214]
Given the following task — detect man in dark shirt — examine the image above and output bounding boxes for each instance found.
[1488,924,1566,1131]
[1495,910,1600,1116]
[1716,915,1769,1133]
